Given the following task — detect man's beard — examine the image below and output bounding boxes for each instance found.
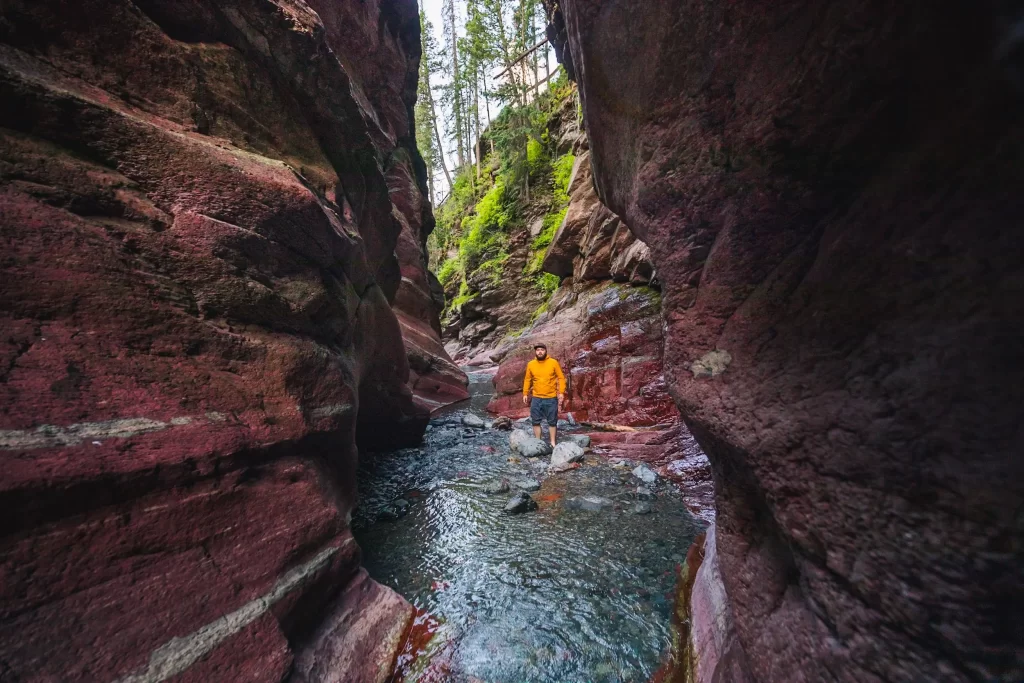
[536,352,546,360]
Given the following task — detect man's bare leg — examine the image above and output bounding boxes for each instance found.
[549,426,557,447]
[533,424,542,439]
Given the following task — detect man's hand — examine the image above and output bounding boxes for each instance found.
[522,394,529,406]
[558,393,565,410]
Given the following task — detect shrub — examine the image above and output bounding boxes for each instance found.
[527,136,547,176]
[436,258,459,286]
[459,177,512,271]
[551,153,575,205]
[535,272,560,297]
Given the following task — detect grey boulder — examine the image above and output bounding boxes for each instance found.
[632,464,658,484]
[550,442,586,469]
[462,413,486,428]
[510,430,553,458]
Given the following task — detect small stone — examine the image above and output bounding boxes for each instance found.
[514,478,541,492]
[393,498,410,512]
[504,491,538,514]
[634,502,653,515]
[567,434,591,448]
[462,413,486,428]
[491,415,514,430]
[632,464,658,484]
[636,486,655,500]
[565,496,615,512]
[483,479,510,494]
[550,442,586,469]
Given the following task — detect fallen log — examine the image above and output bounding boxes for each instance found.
[579,421,638,432]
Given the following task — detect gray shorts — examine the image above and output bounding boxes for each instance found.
[530,397,558,426]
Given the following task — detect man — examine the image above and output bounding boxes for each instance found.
[522,343,566,447]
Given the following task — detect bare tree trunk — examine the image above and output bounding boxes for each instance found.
[426,68,453,190]
[531,8,539,100]
[491,0,523,107]
[446,0,465,169]
[474,67,481,181]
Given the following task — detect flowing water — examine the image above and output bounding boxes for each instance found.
[353,372,707,683]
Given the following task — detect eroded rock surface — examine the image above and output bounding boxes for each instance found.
[0,0,458,679]
[547,0,1024,679]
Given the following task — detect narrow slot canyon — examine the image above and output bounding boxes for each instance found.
[0,1,1019,682]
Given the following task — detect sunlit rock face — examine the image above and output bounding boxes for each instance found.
[0,0,460,679]
[547,0,1023,680]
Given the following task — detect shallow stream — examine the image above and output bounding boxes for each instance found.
[353,372,707,682]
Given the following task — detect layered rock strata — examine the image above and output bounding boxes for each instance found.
[547,0,1023,680]
[0,0,461,680]
[486,150,713,517]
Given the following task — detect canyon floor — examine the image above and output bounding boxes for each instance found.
[354,371,709,682]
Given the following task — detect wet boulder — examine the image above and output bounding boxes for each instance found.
[550,442,586,469]
[510,430,553,458]
[634,502,653,515]
[462,413,486,428]
[631,464,658,485]
[504,492,538,514]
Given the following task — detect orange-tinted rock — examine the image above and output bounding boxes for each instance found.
[0,0,447,679]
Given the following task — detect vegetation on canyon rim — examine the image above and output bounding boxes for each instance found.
[414,2,574,323]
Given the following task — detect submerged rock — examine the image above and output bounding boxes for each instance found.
[550,442,586,468]
[565,496,615,512]
[462,413,486,428]
[514,478,542,492]
[632,464,658,485]
[504,492,538,514]
[510,430,553,458]
[483,479,511,495]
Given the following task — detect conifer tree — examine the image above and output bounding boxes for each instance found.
[443,0,466,170]
[417,11,452,196]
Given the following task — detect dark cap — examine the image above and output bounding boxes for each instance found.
[533,343,547,350]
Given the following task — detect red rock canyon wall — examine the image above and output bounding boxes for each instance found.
[0,0,463,680]
[547,0,1023,680]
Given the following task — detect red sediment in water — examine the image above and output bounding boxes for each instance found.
[386,608,441,683]
[534,493,563,505]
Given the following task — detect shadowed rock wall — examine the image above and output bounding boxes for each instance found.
[0,0,461,679]
[546,0,1023,680]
